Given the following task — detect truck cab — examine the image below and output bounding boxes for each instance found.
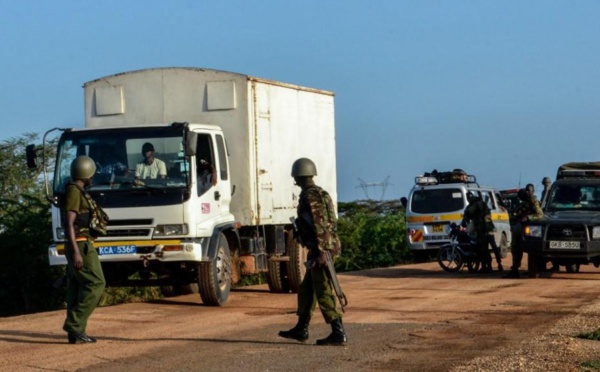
[405,170,511,262]
[523,163,600,274]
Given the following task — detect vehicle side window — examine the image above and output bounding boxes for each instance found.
[216,134,228,181]
[484,191,496,210]
[495,192,506,208]
[196,134,215,196]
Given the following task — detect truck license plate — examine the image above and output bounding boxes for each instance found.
[432,224,444,233]
[98,245,137,255]
[549,241,580,249]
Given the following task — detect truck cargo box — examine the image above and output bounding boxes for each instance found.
[83,67,337,226]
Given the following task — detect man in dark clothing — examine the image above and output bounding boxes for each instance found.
[461,191,493,273]
[278,157,347,346]
[503,188,544,278]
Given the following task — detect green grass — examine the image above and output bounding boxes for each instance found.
[578,329,600,371]
[578,328,600,341]
[580,360,600,371]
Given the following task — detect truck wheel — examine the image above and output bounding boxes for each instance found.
[499,233,509,258]
[197,233,232,306]
[287,232,308,293]
[160,285,180,297]
[267,259,290,293]
[437,245,463,272]
[178,283,199,295]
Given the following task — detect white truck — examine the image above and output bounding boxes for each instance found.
[28,67,337,305]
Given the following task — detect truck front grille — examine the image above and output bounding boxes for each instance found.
[106,229,151,238]
[546,224,588,240]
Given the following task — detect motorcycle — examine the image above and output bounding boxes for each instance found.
[437,223,481,273]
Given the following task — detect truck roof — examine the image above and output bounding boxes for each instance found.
[84,67,335,96]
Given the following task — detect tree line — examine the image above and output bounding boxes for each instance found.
[0,134,411,317]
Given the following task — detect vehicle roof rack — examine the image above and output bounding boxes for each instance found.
[415,169,477,185]
[557,162,600,180]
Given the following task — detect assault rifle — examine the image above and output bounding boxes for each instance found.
[289,217,348,312]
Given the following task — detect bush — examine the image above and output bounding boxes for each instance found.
[336,199,411,272]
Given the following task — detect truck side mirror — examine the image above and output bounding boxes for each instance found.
[184,132,198,156]
[26,144,38,169]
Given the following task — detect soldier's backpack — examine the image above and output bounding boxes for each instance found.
[316,187,342,257]
[70,183,110,238]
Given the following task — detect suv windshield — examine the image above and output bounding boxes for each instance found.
[55,126,190,193]
[410,188,465,213]
[547,183,600,212]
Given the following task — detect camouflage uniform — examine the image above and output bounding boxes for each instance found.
[280,157,346,345]
[508,194,543,275]
[295,183,342,323]
[62,183,106,339]
[462,196,493,271]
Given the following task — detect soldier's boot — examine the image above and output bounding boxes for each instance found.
[502,269,520,279]
[278,315,310,342]
[316,318,347,346]
[497,262,504,272]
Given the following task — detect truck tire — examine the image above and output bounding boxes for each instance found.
[160,285,180,298]
[178,283,199,295]
[499,233,509,258]
[267,260,290,293]
[197,233,232,306]
[287,232,308,293]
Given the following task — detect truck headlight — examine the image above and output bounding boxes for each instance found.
[56,228,66,240]
[154,224,188,237]
[593,226,600,239]
[524,225,542,238]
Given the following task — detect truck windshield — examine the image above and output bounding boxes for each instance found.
[54,127,190,193]
[547,184,600,211]
[410,188,465,214]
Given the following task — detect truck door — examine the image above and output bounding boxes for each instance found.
[194,133,231,224]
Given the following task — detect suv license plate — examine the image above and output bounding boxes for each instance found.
[549,241,580,249]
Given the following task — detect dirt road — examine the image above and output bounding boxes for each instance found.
[2,257,600,372]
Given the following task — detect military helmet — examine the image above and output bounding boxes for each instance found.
[70,155,96,180]
[291,157,317,177]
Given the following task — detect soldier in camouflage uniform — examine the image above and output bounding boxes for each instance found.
[461,191,493,273]
[62,156,106,344]
[279,157,347,346]
[503,188,544,278]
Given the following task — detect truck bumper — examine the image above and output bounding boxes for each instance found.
[48,238,210,266]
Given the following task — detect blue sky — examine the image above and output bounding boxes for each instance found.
[2,1,599,201]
